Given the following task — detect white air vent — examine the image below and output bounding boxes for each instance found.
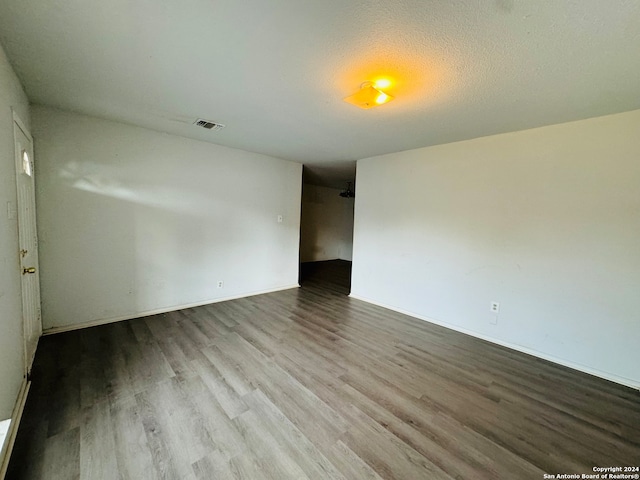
[194,119,226,131]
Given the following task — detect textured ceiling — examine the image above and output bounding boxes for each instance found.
[1,0,639,187]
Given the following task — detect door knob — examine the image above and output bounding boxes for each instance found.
[23,267,36,274]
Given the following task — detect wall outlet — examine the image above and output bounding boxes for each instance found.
[277,215,283,223]
[217,280,224,288]
[490,301,500,314]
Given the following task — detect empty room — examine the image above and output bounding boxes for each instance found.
[0,1,639,479]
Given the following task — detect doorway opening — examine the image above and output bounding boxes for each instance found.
[298,168,355,295]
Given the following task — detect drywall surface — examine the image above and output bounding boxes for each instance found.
[0,43,29,419]
[351,110,640,387]
[32,106,302,331]
[300,184,354,262]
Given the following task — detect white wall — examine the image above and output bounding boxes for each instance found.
[0,43,30,419]
[300,184,354,262]
[32,106,302,331]
[351,110,640,388]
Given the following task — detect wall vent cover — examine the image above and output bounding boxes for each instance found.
[194,119,226,131]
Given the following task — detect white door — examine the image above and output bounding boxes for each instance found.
[13,113,41,373]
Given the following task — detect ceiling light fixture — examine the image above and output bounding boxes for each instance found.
[343,81,394,109]
[339,182,355,198]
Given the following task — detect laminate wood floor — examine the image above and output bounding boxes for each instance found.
[8,260,640,479]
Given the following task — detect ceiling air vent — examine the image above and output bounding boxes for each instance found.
[194,119,225,131]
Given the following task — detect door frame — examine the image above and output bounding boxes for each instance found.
[12,109,42,375]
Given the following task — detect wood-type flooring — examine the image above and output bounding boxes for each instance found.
[7,260,640,479]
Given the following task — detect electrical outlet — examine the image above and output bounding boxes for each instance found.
[490,301,500,314]
[217,280,224,288]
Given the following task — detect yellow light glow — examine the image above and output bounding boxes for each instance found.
[374,79,391,89]
[339,52,449,112]
[375,92,389,104]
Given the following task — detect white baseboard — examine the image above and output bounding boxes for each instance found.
[44,284,300,336]
[349,293,640,391]
[0,379,30,480]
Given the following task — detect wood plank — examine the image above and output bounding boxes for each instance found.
[231,409,311,479]
[41,428,80,480]
[79,400,118,480]
[110,394,158,480]
[243,389,348,480]
[191,450,235,480]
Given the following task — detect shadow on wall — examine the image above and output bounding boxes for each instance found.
[39,151,298,330]
[52,159,252,322]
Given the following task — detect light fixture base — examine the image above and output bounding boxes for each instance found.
[344,82,394,109]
